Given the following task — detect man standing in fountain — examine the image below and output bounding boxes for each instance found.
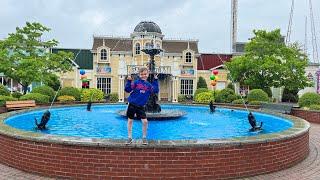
[125,67,159,145]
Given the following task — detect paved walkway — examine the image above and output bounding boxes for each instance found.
[1,123,320,180]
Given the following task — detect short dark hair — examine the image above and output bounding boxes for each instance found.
[139,67,148,73]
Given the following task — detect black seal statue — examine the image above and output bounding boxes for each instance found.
[248,112,263,131]
[35,110,51,130]
[209,101,216,113]
[87,101,92,111]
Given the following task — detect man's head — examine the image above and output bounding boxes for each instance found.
[139,67,149,81]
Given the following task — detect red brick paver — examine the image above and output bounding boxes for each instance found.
[0,123,319,180]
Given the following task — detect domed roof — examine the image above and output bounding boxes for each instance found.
[133,21,162,34]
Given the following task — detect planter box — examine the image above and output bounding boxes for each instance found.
[291,108,320,124]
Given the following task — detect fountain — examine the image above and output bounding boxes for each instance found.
[118,40,186,119]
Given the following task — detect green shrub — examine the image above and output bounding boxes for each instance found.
[227,83,235,91]
[57,95,76,102]
[109,93,119,103]
[197,76,208,89]
[20,93,50,103]
[81,88,104,102]
[32,85,55,101]
[249,101,262,105]
[282,87,299,103]
[298,92,320,107]
[58,87,81,101]
[215,88,237,103]
[0,95,17,106]
[0,84,10,96]
[11,92,23,98]
[43,74,61,91]
[309,104,320,111]
[232,99,246,104]
[247,89,269,102]
[178,95,187,102]
[195,92,214,103]
[194,88,209,100]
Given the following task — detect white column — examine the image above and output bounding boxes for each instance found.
[172,77,178,103]
[118,75,124,102]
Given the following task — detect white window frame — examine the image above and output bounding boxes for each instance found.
[180,79,193,95]
[100,49,108,61]
[135,43,140,55]
[185,52,192,63]
[97,77,111,94]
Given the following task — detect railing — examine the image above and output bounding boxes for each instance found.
[127,65,171,75]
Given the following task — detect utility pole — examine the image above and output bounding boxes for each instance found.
[231,0,238,53]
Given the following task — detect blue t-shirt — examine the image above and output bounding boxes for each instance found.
[125,79,159,106]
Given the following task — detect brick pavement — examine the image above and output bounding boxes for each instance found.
[0,123,319,180]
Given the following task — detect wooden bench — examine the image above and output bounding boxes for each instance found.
[260,103,293,114]
[5,100,36,111]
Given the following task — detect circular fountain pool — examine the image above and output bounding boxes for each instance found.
[0,104,310,179]
[5,104,293,140]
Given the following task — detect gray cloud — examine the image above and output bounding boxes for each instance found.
[0,0,319,55]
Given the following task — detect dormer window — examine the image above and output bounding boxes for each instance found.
[135,43,140,55]
[185,52,192,63]
[100,49,107,61]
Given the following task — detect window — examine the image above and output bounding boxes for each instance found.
[145,42,152,49]
[100,49,107,61]
[135,43,140,55]
[97,77,111,94]
[156,43,160,49]
[185,52,192,63]
[180,79,193,95]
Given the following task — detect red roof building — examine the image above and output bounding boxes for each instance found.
[197,54,233,70]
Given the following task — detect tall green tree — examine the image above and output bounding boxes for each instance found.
[0,22,73,94]
[226,29,311,91]
[197,76,208,89]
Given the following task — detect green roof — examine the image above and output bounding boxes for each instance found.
[51,48,93,70]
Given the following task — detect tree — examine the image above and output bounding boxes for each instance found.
[226,29,311,91]
[0,22,73,94]
[197,76,208,89]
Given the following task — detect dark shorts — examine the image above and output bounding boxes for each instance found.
[126,103,147,119]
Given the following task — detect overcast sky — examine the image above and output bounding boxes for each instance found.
[1,0,320,56]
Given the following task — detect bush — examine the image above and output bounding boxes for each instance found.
[232,99,246,104]
[11,92,23,98]
[32,85,55,101]
[20,93,50,103]
[249,101,263,105]
[0,95,17,106]
[178,95,187,102]
[227,83,235,91]
[81,88,104,102]
[43,74,61,91]
[194,88,209,100]
[57,95,76,102]
[309,104,320,111]
[0,84,10,96]
[195,92,214,103]
[215,88,237,103]
[197,76,208,89]
[109,93,119,103]
[282,88,299,103]
[298,92,320,107]
[58,87,81,101]
[247,89,269,102]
